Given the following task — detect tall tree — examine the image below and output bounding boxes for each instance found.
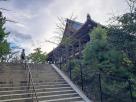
[82,26,134,102]
[108,0,136,77]
[0,11,10,62]
[83,27,133,78]
[28,48,47,64]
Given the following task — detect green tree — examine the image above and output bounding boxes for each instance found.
[107,0,136,98]
[83,26,133,78]
[0,11,10,62]
[118,0,136,34]
[28,48,47,63]
[82,26,134,102]
[108,0,136,80]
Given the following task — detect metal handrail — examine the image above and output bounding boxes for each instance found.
[25,63,39,102]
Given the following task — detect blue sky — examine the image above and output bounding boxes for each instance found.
[0,0,129,54]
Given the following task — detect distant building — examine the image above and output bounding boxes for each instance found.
[47,14,104,63]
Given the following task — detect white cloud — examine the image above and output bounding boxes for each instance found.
[0,0,129,54]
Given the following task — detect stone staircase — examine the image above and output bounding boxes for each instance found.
[0,63,91,102]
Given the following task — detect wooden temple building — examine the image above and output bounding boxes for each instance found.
[47,14,103,64]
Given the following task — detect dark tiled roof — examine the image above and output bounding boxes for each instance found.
[67,19,83,31]
[47,15,105,59]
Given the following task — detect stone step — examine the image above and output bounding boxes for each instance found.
[38,93,79,101]
[0,87,73,95]
[0,81,67,87]
[0,92,83,102]
[0,90,76,100]
[40,96,83,102]
[31,74,61,77]
[0,96,33,102]
[0,83,69,90]
[0,63,87,102]
[32,78,64,81]
[37,90,76,97]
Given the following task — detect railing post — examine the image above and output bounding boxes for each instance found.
[59,61,61,69]
[69,62,72,79]
[80,62,84,90]
[66,45,70,77]
[98,73,103,102]
[59,48,62,69]
[78,40,84,90]
[28,73,30,90]
[128,80,134,102]
[52,48,55,64]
